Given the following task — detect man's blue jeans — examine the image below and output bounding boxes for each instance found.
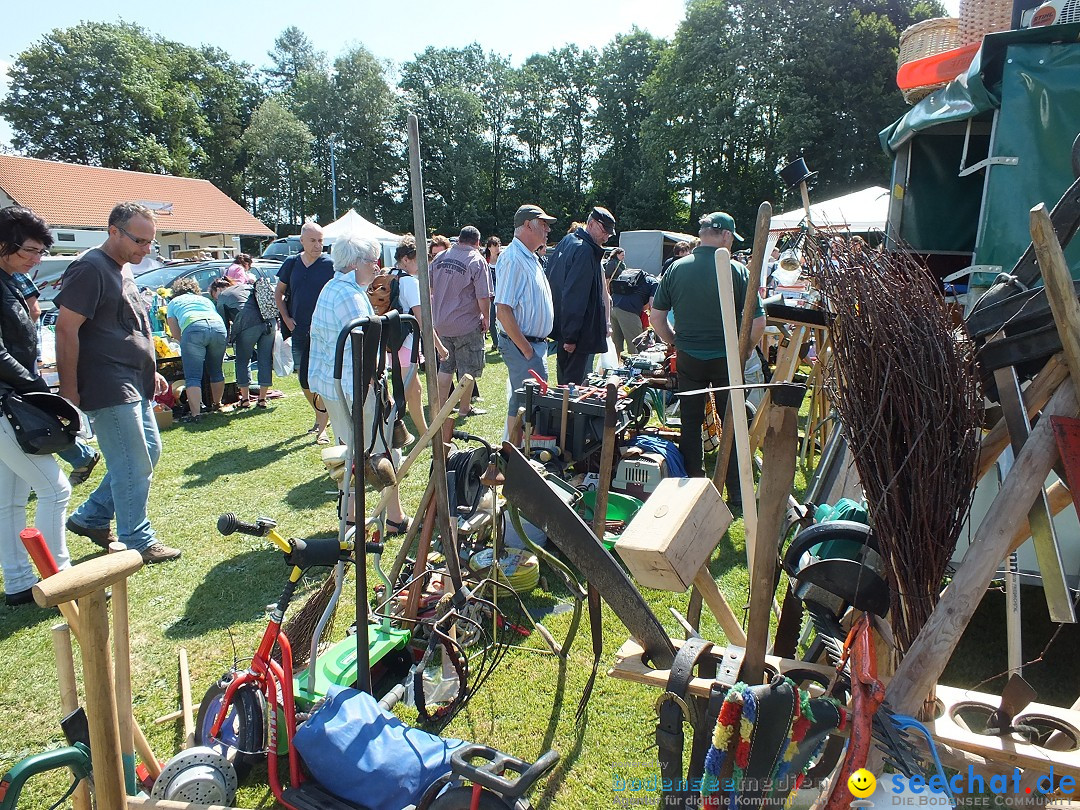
[71,399,161,552]
[58,437,97,470]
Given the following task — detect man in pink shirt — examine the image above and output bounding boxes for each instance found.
[430,225,493,440]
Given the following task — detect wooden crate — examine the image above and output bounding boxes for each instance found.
[614,477,732,591]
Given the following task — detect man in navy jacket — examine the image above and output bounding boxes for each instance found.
[546,206,616,384]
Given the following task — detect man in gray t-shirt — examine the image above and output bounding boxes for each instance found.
[55,202,180,564]
[431,226,492,438]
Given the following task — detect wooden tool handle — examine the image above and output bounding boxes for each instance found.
[560,387,570,461]
[80,588,127,809]
[179,648,195,749]
[34,550,143,607]
[693,568,747,645]
[591,383,619,540]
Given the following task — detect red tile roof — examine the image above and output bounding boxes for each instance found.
[0,155,275,237]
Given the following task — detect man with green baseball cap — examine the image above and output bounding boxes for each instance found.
[699,211,744,241]
[649,211,764,506]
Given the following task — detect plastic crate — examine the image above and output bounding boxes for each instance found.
[612,454,667,501]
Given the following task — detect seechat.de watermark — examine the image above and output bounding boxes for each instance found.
[856,766,1078,807]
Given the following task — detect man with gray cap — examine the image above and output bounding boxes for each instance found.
[495,204,555,443]
[650,212,765,505]
[546,206,617,385]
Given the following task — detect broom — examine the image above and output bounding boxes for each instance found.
[814,233,981,662]
[271,571,340,667]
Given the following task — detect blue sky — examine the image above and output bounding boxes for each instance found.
[0,0,961,147]
[0,0,688,146]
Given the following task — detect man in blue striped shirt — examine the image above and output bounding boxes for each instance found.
[495,204,555,443]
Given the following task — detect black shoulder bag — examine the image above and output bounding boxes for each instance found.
[610,267,644,296]
[2,391,81,455]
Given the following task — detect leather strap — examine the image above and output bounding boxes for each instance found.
[657,636,712,805]
[382,311,408,428]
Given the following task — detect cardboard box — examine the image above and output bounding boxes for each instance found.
[614,477,732,591]
[154,408,174,430]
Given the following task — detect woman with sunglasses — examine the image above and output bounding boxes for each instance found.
[0,206,71,606]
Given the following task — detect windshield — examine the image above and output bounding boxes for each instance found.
[262,240,300,260]
[134,265,188,289]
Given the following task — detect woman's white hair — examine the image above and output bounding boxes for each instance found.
[331,231,380,271]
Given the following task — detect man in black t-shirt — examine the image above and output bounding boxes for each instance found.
[275,222,335,443]
[55,202,180,564]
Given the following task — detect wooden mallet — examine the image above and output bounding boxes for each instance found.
[34,550,145,810]
[22,529,162,781]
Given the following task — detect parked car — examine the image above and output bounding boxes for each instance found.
[133,259,282,294]
[31,256,79,307]
[261,235,333,262]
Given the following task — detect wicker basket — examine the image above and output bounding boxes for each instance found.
[898,17,960,104]
[898,17,960,68]
[958,0,1013,44]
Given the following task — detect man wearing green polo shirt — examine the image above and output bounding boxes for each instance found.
[650,212,765,505]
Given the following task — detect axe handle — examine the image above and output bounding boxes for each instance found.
[560,388,570,460]
[1032,203,1080,404]
[714,203,771,495]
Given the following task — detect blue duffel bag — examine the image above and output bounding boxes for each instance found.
[293,684,465,808]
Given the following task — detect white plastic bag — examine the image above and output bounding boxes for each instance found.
[273,328,294,377]
[598,336,619,371]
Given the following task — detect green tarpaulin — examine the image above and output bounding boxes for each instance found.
[880,22,1080,155]
[882,23,1080,283]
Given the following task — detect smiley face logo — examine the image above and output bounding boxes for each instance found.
[848,768,877,798]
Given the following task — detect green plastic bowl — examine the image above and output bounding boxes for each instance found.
[577,491,644,549]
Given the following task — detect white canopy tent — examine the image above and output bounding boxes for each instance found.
[769,186,889,234]
[767,185,888,259]
[320,209,401,241]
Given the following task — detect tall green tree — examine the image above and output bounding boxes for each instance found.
[332,48,401,226]
[184,46,263,200]
[263,27,326,97]
[1,22,206,174]
[482,54,515,233]
[643,0,939,233]
[508,55,556,208]
[781,0,943,202]
[291,46,400,227]
[643,0,742,228]
[593,29,675,230]
[399,45,492,235]
[547,46,597,214]
[241,98,316,232]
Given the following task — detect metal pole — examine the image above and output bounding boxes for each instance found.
[406,113,463,590]
[329,136,338,220]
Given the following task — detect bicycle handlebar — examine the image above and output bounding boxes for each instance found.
[449,744,560,800]
[219,513,372,567]
[217,513,275,537]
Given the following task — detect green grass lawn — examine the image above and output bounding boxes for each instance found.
[1,348,1077,808]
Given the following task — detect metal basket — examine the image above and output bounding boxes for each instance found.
[958,0,1013,44]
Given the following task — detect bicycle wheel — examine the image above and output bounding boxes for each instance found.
[427,785,513,810]
[194,676,265,782]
